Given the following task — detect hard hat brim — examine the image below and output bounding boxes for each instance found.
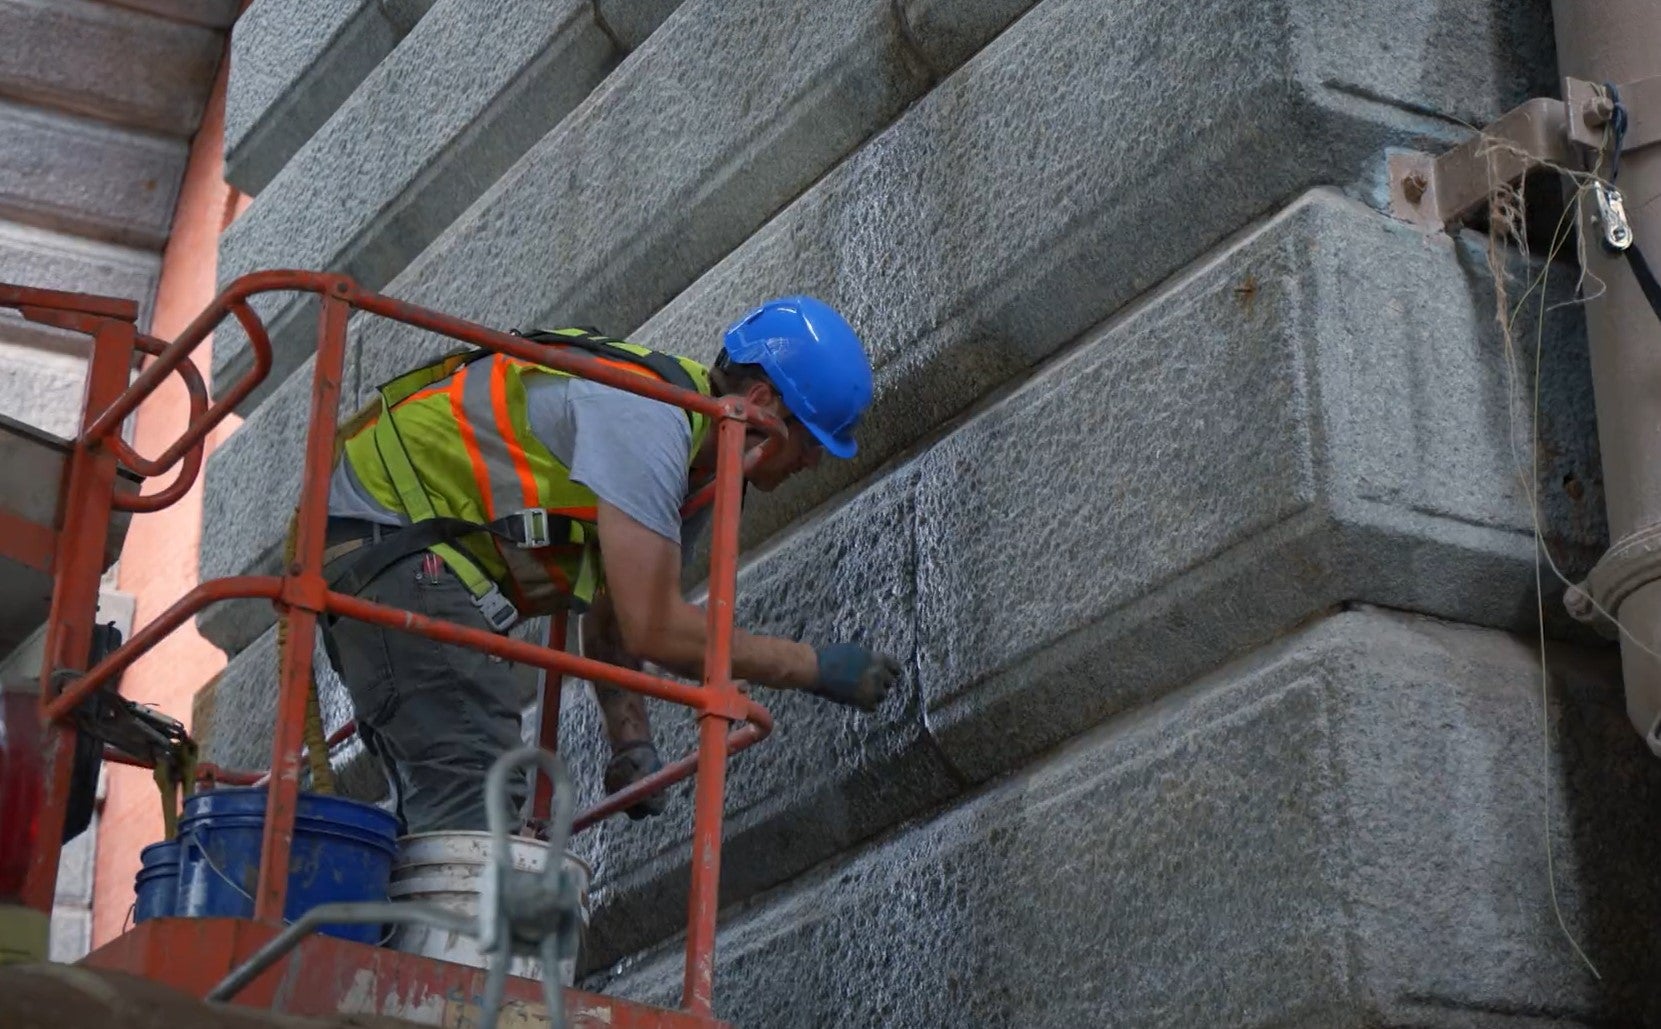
[802,417,857,459]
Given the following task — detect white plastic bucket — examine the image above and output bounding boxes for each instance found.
[384,831,592,986]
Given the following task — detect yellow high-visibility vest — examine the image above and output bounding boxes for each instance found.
[339,329,713,619]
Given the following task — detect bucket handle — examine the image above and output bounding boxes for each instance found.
[179,826,395,943]
[179,827,259,907]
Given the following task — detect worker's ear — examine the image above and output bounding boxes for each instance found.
[742,377,779,411]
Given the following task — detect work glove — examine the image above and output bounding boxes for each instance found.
[604,740,668,820]
[809,643,900,712]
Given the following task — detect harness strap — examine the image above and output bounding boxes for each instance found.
[1624,245,1661,326]
[326,512,587,628]
[516,328,705,405]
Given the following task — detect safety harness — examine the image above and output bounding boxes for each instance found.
[327,329,710,630]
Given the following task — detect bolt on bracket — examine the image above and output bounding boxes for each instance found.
[1566,74,1661,153]
[1388,97,1574,231]
[1389,76,1661,233]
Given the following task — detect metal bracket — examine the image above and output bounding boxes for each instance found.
[1565,520,1661,633]
[1389,97,1574,230]
[1567,74,1661,154]
[1390,77,1661,233]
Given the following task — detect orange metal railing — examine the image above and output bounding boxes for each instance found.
[0,271,779,1019]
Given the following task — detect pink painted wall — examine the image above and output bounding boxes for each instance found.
[90,54,247,948]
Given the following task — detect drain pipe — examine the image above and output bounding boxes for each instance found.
[1553,0,1661,751]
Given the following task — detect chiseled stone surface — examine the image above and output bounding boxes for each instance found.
[632,0,1553,557]
[911,188,1602,781]
[0,0,223,137]
[596,610,1661,1028]
[211,0,655,404]
[562,189,1603,970]
[194,186,1605,980]
[0,100,187,250]
[223,0,435,194]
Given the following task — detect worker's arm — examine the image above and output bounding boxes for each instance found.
[595,501,897,707]
[580,590,653,747]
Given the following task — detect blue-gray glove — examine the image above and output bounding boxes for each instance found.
[604,740,667,820]
[810,643,900,712]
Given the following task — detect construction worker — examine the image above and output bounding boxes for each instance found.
[317,297,900,832]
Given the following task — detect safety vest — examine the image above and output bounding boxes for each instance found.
[338,328,714,625]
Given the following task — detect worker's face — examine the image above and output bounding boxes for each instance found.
[743,382,823,491]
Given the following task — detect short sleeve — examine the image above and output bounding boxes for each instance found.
[563,379,692,544]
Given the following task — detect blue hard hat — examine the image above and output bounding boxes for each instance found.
[720,295,873,459]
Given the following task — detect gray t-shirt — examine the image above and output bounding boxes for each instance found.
[328,374,700,547]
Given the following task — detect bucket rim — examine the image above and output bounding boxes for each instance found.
[393,831,592,875]
[181,788,400,825]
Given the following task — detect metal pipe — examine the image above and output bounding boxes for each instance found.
[24,315,135,911]
[206,901,473,1002]
[531,612,568,825]
[681,415,748,1016]
[572,706,772,833]
[254,294,349,924]
[111,334,209,511]
[1551,0,1661,748]
[325,591,714,710]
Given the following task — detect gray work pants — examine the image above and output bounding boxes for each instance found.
[321,529,532,834]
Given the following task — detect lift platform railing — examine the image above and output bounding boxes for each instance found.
[0,271,781,1019]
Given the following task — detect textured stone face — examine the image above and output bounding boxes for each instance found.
[0,221,160,363]
[0,101,188,250]
[211,0,647,405]
[201,0,1558,650]
[200,0,1626,1017]
[0,0,223,137]
[596,610,1661,1027]
[224,0,432,194]
[200,0,1042,643]
[560,470,963,969]
[197,181,1604,977]
[0,344,88,439]
[633,0,1555,556]
[913,189,1603,780]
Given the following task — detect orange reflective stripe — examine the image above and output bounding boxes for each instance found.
[452,366,493,519]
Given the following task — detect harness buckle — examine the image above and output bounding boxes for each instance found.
[507,508,554,549]
[473,585,519,632]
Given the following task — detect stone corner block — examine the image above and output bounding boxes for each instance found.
[0,101,188,250]
[914,188,1603,783]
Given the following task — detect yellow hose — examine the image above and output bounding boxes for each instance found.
[283,510,336,795]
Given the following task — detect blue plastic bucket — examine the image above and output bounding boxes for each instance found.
[175,787,399,943]
[133,839,180,923]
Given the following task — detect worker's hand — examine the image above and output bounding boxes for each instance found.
[809,643,900,712]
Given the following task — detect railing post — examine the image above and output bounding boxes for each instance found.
[531,611,568,824]
[254,288,349,923]
[24,315,136,912]
[682,413,748,1017]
